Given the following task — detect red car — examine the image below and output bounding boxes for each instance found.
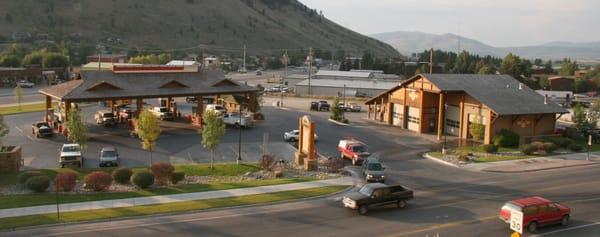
[499,196,571,233]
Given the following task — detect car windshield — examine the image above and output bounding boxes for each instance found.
[103,113,114,117]
[368,163,383,171]
[62,146,80,152]
[37,122,49,127]
[159,108,168,112]
[359,186,373,196]
[102,151,117,157]
[215,106,224,110]
[502,202,522,212]
[353,146,365,152]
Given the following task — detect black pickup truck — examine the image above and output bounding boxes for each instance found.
[31,121,54,138]
[343,183,414,215]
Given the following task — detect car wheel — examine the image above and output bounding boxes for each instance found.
[397,200,407,208]
[60,164,65,168]
[290,137,296,142]
[358,205,368,215]
[561,215,570,226]
[235,123,240,128]
[527,221,538,233]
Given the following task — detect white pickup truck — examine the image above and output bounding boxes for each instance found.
[222,113,253,128]
[149,107,174,121]
[17,80,35,88]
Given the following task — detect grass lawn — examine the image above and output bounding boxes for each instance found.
[472,155,535,163]
[0,102,57,115]
[455,146,519,153]
[0,185,348,230]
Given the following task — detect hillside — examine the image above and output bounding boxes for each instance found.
[0,0,398,57]
[372,31,600,60]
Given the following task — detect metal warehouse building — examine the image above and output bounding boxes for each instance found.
[295,79,400,97]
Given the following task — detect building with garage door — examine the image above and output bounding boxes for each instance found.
[365,74,568,144]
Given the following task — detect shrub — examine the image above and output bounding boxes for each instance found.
[131,171,154,189]
[260,154,276,171]
[569,143,584,152]
[480,144,498,154]
[468,123,485,141]
[492,129,520,147]
[84,171,112,191]
[544,137,573,148]
[543,142,558,153]
[457,153,470,162]
[56,172,77,192]
[112,168,133,185]
[150,163,175,185]
[18,171,44,184]
[564,127,584,141]
[170,172,185,184]
[530,141,545,152]
[520,144,535,155]
[25,175,50,192]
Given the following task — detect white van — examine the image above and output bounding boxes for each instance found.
[206,104,227,116]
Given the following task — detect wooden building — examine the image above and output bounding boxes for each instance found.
[365,74,567,144]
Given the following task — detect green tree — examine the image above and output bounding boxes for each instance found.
[0,114,9,151]
[500,53,523,80]
[0,55,20,67]
[588,98,600,129]
[65,108,88,150]
[477,65,494,75]
[538,76,550,90]
[157,53,171,64]
[330,96,344,122]
[559,59,577,76]
[136,110,162,165]
[42,53,69,68]
[468,123,485,141]
[14,84,22,111]
[573,103,594,134]
[362,51,374,69]
[21,52,45,66]
[453,51,472,73]
[201,110,226,169]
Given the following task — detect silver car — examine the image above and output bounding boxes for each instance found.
[99,147,119,167]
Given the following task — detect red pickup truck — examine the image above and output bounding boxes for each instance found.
[338,139,370,165]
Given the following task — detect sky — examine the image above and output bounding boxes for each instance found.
[300,0,600,47]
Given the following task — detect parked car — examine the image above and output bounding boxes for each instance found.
[343,183,414,215]
[338,103,347,111]
[94,110,117,127]
[317,101,330,111]
[310,102,319,111]
[338,139,370,165]
[59,144,83,168]
[283,129,319,142]
[256,70,263,75]
[149,107,174,120]
[99,147,119,167]
[17,80,34,88]
[185,96,198,103]
[499,196,571,233]
[362,156,385,183]
[346,103,362,112]
[31,121,53,138]
[118,106,133,120]
[222,113,253,128]
[206,104,227,116]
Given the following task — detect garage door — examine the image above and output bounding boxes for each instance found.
[407,107,420,132]
[445,105,460,136]
[392,104,404,127]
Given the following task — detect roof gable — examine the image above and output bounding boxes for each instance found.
[86,81,122,91]
[160,80,189,89]
[211,79,238,87]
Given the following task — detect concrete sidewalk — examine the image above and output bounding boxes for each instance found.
[0,177,353,219]
[463,152,600,173]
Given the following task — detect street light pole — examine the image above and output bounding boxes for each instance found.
[237,102,243,164]
[282,51,288,107]
[343,84,346,120]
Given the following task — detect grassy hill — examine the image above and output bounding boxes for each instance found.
[0,0,398,57]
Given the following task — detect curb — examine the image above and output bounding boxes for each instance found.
[327,118,350,126]
[481,161,600,173]
[422,153,460,168]
[0,184,354,233]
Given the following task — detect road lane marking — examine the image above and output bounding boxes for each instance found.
[531,222,600,236]
[383,215,498,237]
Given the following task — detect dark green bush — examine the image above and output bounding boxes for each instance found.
[112,168,133,185]
[457,154,470,162]
[25,175,50,192]
[170,172,185,184]
[131,171,154,189]
[18,171,44,184]
[531,141,545,152]
[543,142,558,153]
[480,144,498,153]
[520,144,535,155]
[492,129,520,147]
[569,143,584,152]
[544,137,573,148]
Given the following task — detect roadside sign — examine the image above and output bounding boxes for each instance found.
[589,134,593,146]
[510,210,524,234]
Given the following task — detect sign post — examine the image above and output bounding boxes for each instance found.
[588,134,592,161]
[510,210,523,236]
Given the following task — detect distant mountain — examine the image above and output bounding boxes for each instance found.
[0,0,399,57]
[372,31,600,60]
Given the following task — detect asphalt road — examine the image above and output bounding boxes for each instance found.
[0,86,45,105]
[3,97,600,236]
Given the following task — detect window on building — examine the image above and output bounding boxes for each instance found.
[408,116,420,124]
[446,119,459,128]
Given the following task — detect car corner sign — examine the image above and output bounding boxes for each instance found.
[510,210,524,234]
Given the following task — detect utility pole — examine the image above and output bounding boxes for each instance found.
[430,48,434,74]
[343,84,346,120]
[307,47,313,96]
[237,102,243,164]
[242,44,247,73]
[281,51,288,107]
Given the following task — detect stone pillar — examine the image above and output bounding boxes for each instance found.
[45,96,52,122]
[196,96,204,128]
[484,110,493,144]
[167,97,173,110]
[64,101,71,122]
[136,98,143,117]
[437,93,445,140]
[367,104,371,119]
[248,92,256,113]
[458,95,465,139]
